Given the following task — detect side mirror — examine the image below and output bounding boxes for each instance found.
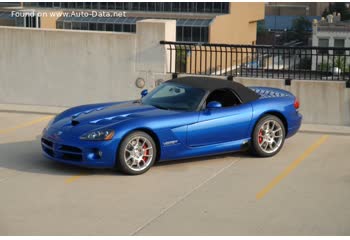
[141,89,148,98]
[206,101,222,109]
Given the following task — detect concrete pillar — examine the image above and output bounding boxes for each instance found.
[136,19,176,74]
[345,87,350,125]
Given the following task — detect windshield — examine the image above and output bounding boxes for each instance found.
[141,83,206,111]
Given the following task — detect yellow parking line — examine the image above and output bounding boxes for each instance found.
[256,135,329,200]
[65,175,83,184]
[0,115,53,135]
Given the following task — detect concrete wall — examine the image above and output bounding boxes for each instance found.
[236,77,350,126]
[0,19,175,107]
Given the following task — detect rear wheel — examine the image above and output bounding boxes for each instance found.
[250,115,285,157]
[117,131,157,175]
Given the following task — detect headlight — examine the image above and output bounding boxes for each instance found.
[80,129,115,141]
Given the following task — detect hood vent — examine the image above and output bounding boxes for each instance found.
[71,119,80,126]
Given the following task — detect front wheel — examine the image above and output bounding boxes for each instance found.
[117,131,157,175]
[250,115,285,157]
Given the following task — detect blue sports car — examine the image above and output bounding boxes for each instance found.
[41,77,302,175]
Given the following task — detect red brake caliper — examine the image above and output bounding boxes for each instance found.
[258,130,263,144]
[142,144,149,162]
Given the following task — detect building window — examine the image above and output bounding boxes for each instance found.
[189,3,197,12]
[38,2,46,7]
[176,26,209,43]
[176,26,183,41]
[192,27,201,42]
[92,2,99,9]
[25,16,39,28]
[132,3,139,10]
[213,2,222,13]
[318,38,329,54]
[67,2,76,8]
[123,24,132,32]
[183,27,192,41]
[33,2,230,14]
[106,23,113,32]
[172,3,180,12]
[200,27,208,42]
[72,22,81,30]
[76,2,84,9]
[140,2,147,11]
[107,2,115,10]
[100,2,108,9]
[164,3,172,12]
[81,22,88,30]
[155,3,163,11]
[97,23,105,31]
[131,24,136,32]
[89,22,97,31]
[114,24,122,32]
[334,39,345,55]
[56,21,63,29]
[115,3,123,10]
[197,3,205,12]
[205,3,213,13]
[84,2,92,9]
[63,22,71,29]
[61,3,68,8]
[180,3,188,12]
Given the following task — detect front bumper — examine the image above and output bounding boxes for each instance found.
[41,133,120,168]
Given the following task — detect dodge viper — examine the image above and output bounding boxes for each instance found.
[41,77,302,175]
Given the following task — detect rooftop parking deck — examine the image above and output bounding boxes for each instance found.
[0,109,349,235]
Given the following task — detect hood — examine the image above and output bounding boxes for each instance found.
[50,101,177,136]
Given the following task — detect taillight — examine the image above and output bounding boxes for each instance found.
[294,99,300,109]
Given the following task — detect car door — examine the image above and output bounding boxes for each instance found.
[187,90,253,147]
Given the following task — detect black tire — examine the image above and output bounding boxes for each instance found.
[116,131,157,175]
[250,115,285,157]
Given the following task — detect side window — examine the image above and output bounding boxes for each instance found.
[206,88,241,108]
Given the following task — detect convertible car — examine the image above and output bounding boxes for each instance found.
[41,77,302,175]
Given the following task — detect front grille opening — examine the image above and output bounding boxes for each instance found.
[59,145,82,153]
[43,147,54,157]
[41,138,53,148]
[62,153,82,161]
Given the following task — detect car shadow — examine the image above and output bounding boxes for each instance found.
[0,136,251,177]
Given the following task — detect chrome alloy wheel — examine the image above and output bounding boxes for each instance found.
[258,120,283,154]
[124,136,154,172]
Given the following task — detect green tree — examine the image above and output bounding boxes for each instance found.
[290,17,312,44]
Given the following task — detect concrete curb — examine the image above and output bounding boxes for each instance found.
[0,104,67,115]
[1,104,350,135]
[300,124,350,136]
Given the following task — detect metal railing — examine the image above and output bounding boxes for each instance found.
[160,41,350,82]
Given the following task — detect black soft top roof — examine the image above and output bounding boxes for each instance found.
[167,76,259,103]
